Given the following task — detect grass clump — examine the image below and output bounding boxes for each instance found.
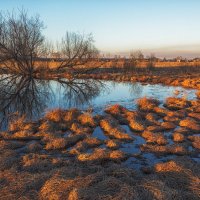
[141,144,188,155]
[69,137,103,155]
[164,97,191,110]
[188,135,200,150]
[137,97,160,112]
[78,113,96,127]
[142,131,168,145]
[105,139,120,149]
[45,134,85,150]
[172,132,185,142]
[100,116,133,141]
[179,117,200,132]
[77,148,127,163]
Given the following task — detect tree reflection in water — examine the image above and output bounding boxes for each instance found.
[0,75,105,129]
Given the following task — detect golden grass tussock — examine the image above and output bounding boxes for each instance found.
[45,134,85,150]
[142,131,168,145]
[8,115,26,132]
[77,148,127,163]
[154,160,183,173]
[77,113,96,127]
[164,97,191,110]
[64,108,81,123]
[188,112,200,121]
[140,144,188,155]
[38,120,52,132]
[22,153,64,172]
[188,135,200,150]
[179,117,200,132]
[137,97,160,112]
[153,106,169,117]
[70,122,92,134]
[100,117,133,141]
[172,132,185,142]
[161,121,176,130]
[11,130,40,140]
[163,115,180,124]
[128,118,145,132]
[69,137,103,155]
[145,113,161,125]
[45,108,65,122]
[105,139,120,149]
[105,104,126,117]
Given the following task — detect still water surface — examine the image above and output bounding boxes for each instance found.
[0,76,197,129]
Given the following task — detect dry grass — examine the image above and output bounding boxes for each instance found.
[45,109,65,122]
[145,113,161,125]
[164,97,191,110]
[100,116,133,141]
[179,117,200,132]
[172,132,185,142]
[69,137,103,155]
[78,113,96,127]
[129,119,145,132]
[0,140,25,150]
[154,160,183,173]
[45,134,85,150]
[153,106,169,117]
[161,121,176,130]
[188,135,200,150]
[137,97,160,112]
[105,104,126,118]
[0,149,19,170]
[64,108,81,123]
[163,115,180,124]
[77,148,127,163]
[146,122,175,132]
[140,144,188,155]
[11,130,40,140]
[142,131,168,145]
[26,141,43,152]
[8,115,26,132]
[105,139,120,149]
[1,98,200,199]
[188,112,200,121]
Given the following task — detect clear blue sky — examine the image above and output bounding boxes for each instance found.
[1,0,200,58]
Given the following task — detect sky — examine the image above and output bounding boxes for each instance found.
[1,0,200,58]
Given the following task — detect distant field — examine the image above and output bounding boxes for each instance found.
[36,60,200,69]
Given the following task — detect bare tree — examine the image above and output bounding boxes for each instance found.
[147,53,156,70]
[56,32,99,74]
[127,50,144,72]
[130,50,144,61]
[0,9,45,76]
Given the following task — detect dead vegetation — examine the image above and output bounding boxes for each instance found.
[1,95,200,199]
[142,131,168,145]
[100,116,133,141]
[140,144,188,155]
[164,97,191,110]
[179,117,200,132]
[137,97,160,112]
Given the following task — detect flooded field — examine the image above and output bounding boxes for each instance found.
[1,77,200,199]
